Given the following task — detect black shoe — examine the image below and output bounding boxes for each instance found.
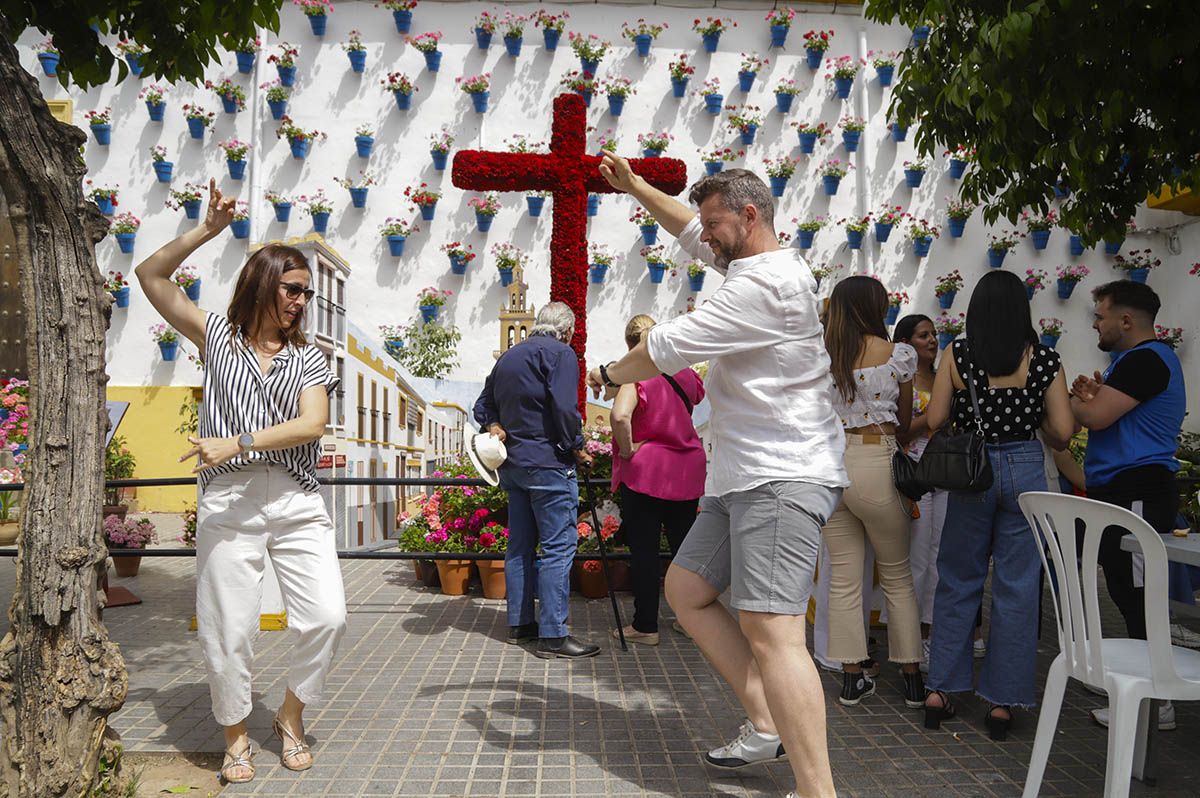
[506,623,538,644]
[985,705,1011,741]
[858,658,881,678]
[902,670,925,709]
[923,690,956,730]
[838,671,876,706]
[533,635,601,659]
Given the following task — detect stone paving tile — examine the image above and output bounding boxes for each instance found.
[3,555,1200,796]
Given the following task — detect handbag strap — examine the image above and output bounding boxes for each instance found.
[962,349,988,438]
[662,373,694,416]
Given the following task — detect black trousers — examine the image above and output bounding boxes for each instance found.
[619,484,698,633]
[1086,465,1180,641]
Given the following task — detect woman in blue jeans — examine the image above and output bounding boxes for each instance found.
[922,270,1074,740]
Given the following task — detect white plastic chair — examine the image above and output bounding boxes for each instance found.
[1018,492,1200,798]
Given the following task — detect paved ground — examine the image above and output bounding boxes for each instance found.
[2,541,1199,797]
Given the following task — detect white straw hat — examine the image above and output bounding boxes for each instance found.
[466,431,507,486]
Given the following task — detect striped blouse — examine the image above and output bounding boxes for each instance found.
[197,313,338,493]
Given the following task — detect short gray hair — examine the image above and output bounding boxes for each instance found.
[687,168,775,227]
[530,301,575,343]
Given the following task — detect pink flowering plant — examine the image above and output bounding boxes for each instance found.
[826,55,859,80]
[456,72,491,94]
[869,50,899,68]
[468,192,501,216]
[109,212,140,234]
[534,10,569,33]
[1057,264,1090,283]
[935,270,964,297]
[1155,325,1184,349]
[794,120,832,140]
[205,78,246,111]
[104,271,128,292]
[1022,209,1059,232]
[946,197,976,220]
[166,183,204,212]
[293,0,333,17]
[888,290,909,308]
[794,215,827,232]
[417,286,451,307]
[83,107,112,127]
[1025,268,1049,293]
[637,131,674,153]
[138,83,168,105]
[603,77,636,99]
[875,205,905,226]
[406,32,443,52]
[764,156,799,179]
[766,8,797,27]
[381,72,418,95]
[429,126,455,154]
[819,159,851,178]
[693,17,736,36]
[1112,249,1162,273]
[739,53,769,73]
[568,32,611,61]
[218,138,251,161]
[988,230,1022,251]
[103,515,159,549]
[935,311,966,335]
[726,105,763,133]
[399,457,507,553]
[275,115,325,143]
[700,146,743,164]
[267,42,300,68]
[1039,317,1065,337]
[491,243,527,271]
[774,78,802,96]
[667,55,695,81]
[0,379,30,459]
[803,29,833,52]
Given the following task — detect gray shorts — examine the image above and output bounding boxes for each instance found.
[673,481,842,615]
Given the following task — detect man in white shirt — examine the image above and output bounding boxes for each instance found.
[588,157,847,798]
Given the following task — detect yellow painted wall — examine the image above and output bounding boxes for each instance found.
[106,386,199,512]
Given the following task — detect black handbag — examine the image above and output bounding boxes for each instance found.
[892,447,927,502]
[913,359,994,492]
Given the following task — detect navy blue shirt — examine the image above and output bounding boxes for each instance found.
[473,334,584,469]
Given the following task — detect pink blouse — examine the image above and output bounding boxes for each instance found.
[611,369,707,501]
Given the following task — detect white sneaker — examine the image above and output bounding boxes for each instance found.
[973,637,987,658]
[1171,622,1200,649]
[1090,701,1176,731]
[704,720,786,769]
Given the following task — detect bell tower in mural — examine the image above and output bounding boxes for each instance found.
[495,261,534,359]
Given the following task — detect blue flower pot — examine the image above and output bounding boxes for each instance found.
[671,77,688,98]
[642,148,662,159]
[702,33,720,53]
[348,48,367,73]
[738,71,756,92]
[775,93,794,113]
[355,136,374,158]
[394,90,412,111]
[419,203,436,221]
[587,195,600,216]
[273,202,292,222]
[846,229,864,250]
[268,98,288,120]
[1031,229,1051,250]
[431,150,448,170]
[589,263,608,284]
[798,131,818,153]
[230,219,249,239]
[576,90,592,107]
[471,91,490,113]
[185,280,202,301]
[608,95,625,116]
[235,50,256,73]
[797,229,815,249]
[1057,279,1076,300]
[877,64,895,86]
[95,195,114,215]
[186,117,206,139]
[834,77,853,99]
[739,124,758,146]
[289,137,310,159]
[146,101,166,122]
[349,187,369,209]
[842,129,861,152]
[911,25,931,45]
[1040,334,1060,348]
[308,14,328,36]
[124,54,143,76]
[91,123,111,145]
[913,236,933,257]
[948,158,967,179]
[277,64,296,86]
[386,235,407,257]
[640,225,659,246]
[948,217,967,238]
[938,290,957,309]
[1128,267,1149,284]
[770,25,789,48]
[1025,284,1037,300]
[891,124,908,142]
[987,248,1006,268]
[449,254,468,275]
[806,48,824,69]
[473,28,492,49]
[543,28,561,51]
[220,94,240,114]
[937,331,954,350]
[874,222,894,242]
[110,286,130,308]
[385,339,404,359]
[704,161,723,176]
[904,168,925,188]
[476,212,494,232]
[183,199,201,220]
[769,175,788,198]
[115,233,136,254]
[822,175,841,195]
[311,211,330,234]
[153,160,173,183]
[37,52,59,76]
[647,263,666,284]
[581,57,599,74]
[424,50,442,72]
[688,273,706,292]
[420,304,440,323]
[1069,235,1085,257]
[498,268,514,287]
[634,34,652,57]
[526,195,545,217]
[1104,239,1124,255]
[158,341,179,361]
[393,9,413,34]
[504,35,522,57]
[704,94,724,115]
[227,159,246,180]
[886,305,900,326]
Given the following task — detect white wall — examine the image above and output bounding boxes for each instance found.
[19,2,1199,425]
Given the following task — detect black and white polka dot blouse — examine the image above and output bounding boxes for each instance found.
[950,339,1060,442]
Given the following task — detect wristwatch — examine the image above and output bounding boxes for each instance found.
[237,432,255,452]
[599,362,618,388]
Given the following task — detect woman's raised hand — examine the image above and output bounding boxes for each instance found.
[203,177,236,234]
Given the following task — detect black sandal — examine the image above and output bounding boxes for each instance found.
[923,689,955,730]
[985,705,1011,741]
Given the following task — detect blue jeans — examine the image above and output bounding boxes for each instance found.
[499,465,579,638]
[927,439,1045,707]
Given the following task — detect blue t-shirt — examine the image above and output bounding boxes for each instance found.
[1084,340,1186,487]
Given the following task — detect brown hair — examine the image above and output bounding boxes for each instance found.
[624,314,655,350]
[686,168,775,227]
[227,244,312,348]
[824,276,890,404]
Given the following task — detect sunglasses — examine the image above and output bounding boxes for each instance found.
[279,281,315,301]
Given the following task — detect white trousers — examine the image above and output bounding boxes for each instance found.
[196,464,347,726]
[908,489,948,625]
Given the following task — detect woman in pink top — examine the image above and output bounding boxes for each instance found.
[610,315,707,645]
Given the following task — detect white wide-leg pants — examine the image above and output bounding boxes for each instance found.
[196,464,347,726]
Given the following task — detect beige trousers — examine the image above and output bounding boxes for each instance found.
[822,436,922,664]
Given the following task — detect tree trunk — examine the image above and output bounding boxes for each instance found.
[0,24,128,797]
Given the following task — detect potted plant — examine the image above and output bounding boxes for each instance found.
[233,35,261,73]
[839,116,866,152]
[700,146,741,176]
[1104,220,1136,255]
[406,31,444,72]
[810,262,837,289]
[602,77,636,117]
[1022,209,1059,250]
[138,83,168,122]
[441,241,475,274]
[429,126,454,170]
[1155,325,1184,350]
[380,0,417,33]
[380,217,418,257]
[870,50,898,86]
[946,144,975,179]
[276,115,325,159]
[166,183,204,220]
[381,71,418,111]
[294,0,333,36]
[259,79,290,120]
[104,515,158,578]
[534,10,568,51]
[986,230,1021,268]
[630,207,658,245]
[299,190,333,233]
[819,159,851,195]
[559,70,597,106]
[83,106,112,145]
[802,29,833,69]
[764,156,799,197]
[773,78,801,113]
[727,105,763,145]
[86,181,119,216]
[34,37,59,76]
[341,29,368,72]
[637,131,673,158]
[525,190,549,218]
[100,434,134,515]
[217,138,251,181]
[265,190,293,223]
[1039,317,1064,348]
[737,53,769,92]
[115,39,147,75]
[474,522,509,599]
[473,10,497,49]
[334,171,376,209]
[934,269,964,309]
[105,271,130,308]
[109,212,141,254]
[379,324,406,361]
[794,120,831,154]
[1024,268,1048,300]
[686,261,708,292]
[826,55,860,99]
[150,323,179,361]
[1113,248,1161,284]
[903,158,929,188]
[889,119,910,142]
[596,129,618,157]
[935,311,965,349]
[405,182,441,221]
[765,7,796,47]
[468,192,501,232]
[568,31,610,73]
[793,216,825,249]
[886,291,909,325]
[667,54,695,97]
[205,77,246,114]
[873,205,904,242]
[622,19,667,58]
[945,197,976,237]
[230,202,250,239]
[587,192,602,217]
[694,78,724,116]
[267,42,300,86]
[347,123,375,159]
[417,286,451,323]
[777,231,793,248]
[181,103,216,139]
[639,244,672,284]
[589,243,614,284]
[693,16,735,53]
[456,72,492,113]
[168,264,200,302]
[1055,264,1089,299]
[1067,229,1089,257]
[912,24,932,44]
[492,243,526,287]
[909,218,940,258]
[0,463,20,546]
[146,145,172,183]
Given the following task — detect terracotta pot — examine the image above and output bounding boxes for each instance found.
[103,505,128,522]
[0,521,18,547]
[577,560,608,599]
[607,560,632,592]
[477,558,507,599]
[411,560,422,581]
[435,559,471,596]
[418,559,441,588]
[111,553,142,578]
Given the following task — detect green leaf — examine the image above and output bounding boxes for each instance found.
[161,787,197,794]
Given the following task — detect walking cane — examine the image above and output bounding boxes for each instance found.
[580,463,627,651]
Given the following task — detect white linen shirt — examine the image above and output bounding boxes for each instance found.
[646,217,849,497]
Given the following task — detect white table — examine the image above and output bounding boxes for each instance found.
[1121,531,1200,566]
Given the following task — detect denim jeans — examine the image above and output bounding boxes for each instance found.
[927,439,1046,707]
[499,465,579,638]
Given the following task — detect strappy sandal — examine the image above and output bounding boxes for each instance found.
[923,689,956,731]
[273,716,313,771]
[985,704,1012,741]
[220,742,256,784]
